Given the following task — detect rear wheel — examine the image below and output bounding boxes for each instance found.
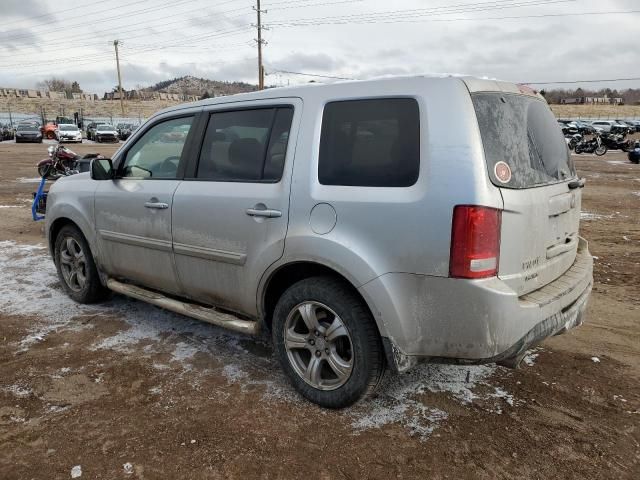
[54,225,109,304]
[46,131,55,139]
[272,276,385,408]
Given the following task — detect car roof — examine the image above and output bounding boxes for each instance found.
[150,74,544,118]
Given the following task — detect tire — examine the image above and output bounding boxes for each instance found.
[38,164,51,178]
[54,224,109,304]
[574,145,582,154]
[595,145,607,156]
[272,276,385,408]
[46,131,55,139]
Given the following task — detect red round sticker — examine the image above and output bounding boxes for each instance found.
[494,161,512,183]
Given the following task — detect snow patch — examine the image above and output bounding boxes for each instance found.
[591,356,601,363]
[580,211,612,221]
[4,384,32,398]
[523,348,542,366]
[70,465,82,478]
[16,177,43,183]
[349,364,509,439]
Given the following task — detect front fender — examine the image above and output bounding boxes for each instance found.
[45,175,98,262]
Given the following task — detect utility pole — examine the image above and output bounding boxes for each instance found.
[113,40,125,116]
[254,1,265,90]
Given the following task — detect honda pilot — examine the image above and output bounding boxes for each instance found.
[45,76,593,408]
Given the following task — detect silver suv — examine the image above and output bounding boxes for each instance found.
[45,76,593,408]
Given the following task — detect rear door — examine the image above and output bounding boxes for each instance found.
[94,114,197,295]
[472,92,581,296]
[171,100,300,315]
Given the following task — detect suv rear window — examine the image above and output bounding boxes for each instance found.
[319,98,419,187]
[472,93,575,189]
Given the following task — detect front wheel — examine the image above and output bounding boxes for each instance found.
[595,145,607,156]
[54,225,109,303]
[38,164,52,178]
[574,145,582,154]
[272,276,385,408]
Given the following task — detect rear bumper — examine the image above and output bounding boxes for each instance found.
[359,237,593,372]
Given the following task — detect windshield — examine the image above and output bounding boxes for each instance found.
[472,92,576,189]
[59,125,77,131]
[17,125,38,132]
[97,124,113,130]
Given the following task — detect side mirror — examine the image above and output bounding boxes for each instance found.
[90,158,114,180]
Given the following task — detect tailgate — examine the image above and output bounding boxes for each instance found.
[499,183,581,295]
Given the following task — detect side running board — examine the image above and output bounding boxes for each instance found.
[106,278,259,335]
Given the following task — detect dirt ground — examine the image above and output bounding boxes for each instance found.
[0,140,638,480]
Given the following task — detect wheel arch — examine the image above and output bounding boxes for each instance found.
[259,260,387,340]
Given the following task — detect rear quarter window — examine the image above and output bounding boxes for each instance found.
[472,93,576,189]
[318,98,420,187]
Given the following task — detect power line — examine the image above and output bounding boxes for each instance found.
[267,69,355,80]
[524,77,640,85]
[266,0,578,26]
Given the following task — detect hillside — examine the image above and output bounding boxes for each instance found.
[146,75,256,97]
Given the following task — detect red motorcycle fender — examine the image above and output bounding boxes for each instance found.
[37,158,53,167]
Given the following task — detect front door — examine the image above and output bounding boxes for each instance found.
[95,115,196,295]
[172,102,299,315]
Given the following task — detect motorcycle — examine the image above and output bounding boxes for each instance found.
[600,132,633,152]
[574,134,607,156]
[629,141,640,164]
[37,143,101,179]
[565,133,582,151]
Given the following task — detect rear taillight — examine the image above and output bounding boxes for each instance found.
[449,205,502,279]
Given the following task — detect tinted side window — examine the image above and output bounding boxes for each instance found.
[196,107,293,182]
[121,116,193,179]
[318,98,420,187]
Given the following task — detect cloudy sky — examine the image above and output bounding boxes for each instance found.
[1,0,638,93]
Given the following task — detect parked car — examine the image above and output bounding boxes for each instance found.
[15,123,43,143]
[572,120,599,135]
[1,123,15,141]
[86,122,107,141]
[591,120,628,134]
[116,123,135,140]
[56,124,83,143]
[45,76,593,408]
[615,120,638,134]
[557,120,578,135]
[94,123,119,143]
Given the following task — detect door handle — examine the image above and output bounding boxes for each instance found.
[144,202,169,210]
[246,208,282,218]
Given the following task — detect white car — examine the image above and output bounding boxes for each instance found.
[56,124,82,143]
[591,120,627,133]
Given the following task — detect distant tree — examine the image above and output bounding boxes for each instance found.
[70,81,82,93]
[201,91,210,99]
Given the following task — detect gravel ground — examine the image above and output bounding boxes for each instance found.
[0,141,638,479]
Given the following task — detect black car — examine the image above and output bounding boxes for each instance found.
[1,123,15,141]
[15,123,43,143]
[615,120,639,134]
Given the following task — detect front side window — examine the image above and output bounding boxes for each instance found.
[121,116,193,179]
[196,107,293,182]
[318,98,420,187]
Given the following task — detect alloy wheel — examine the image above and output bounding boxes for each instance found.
[284,301,353,391]
[59,236,87,292]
